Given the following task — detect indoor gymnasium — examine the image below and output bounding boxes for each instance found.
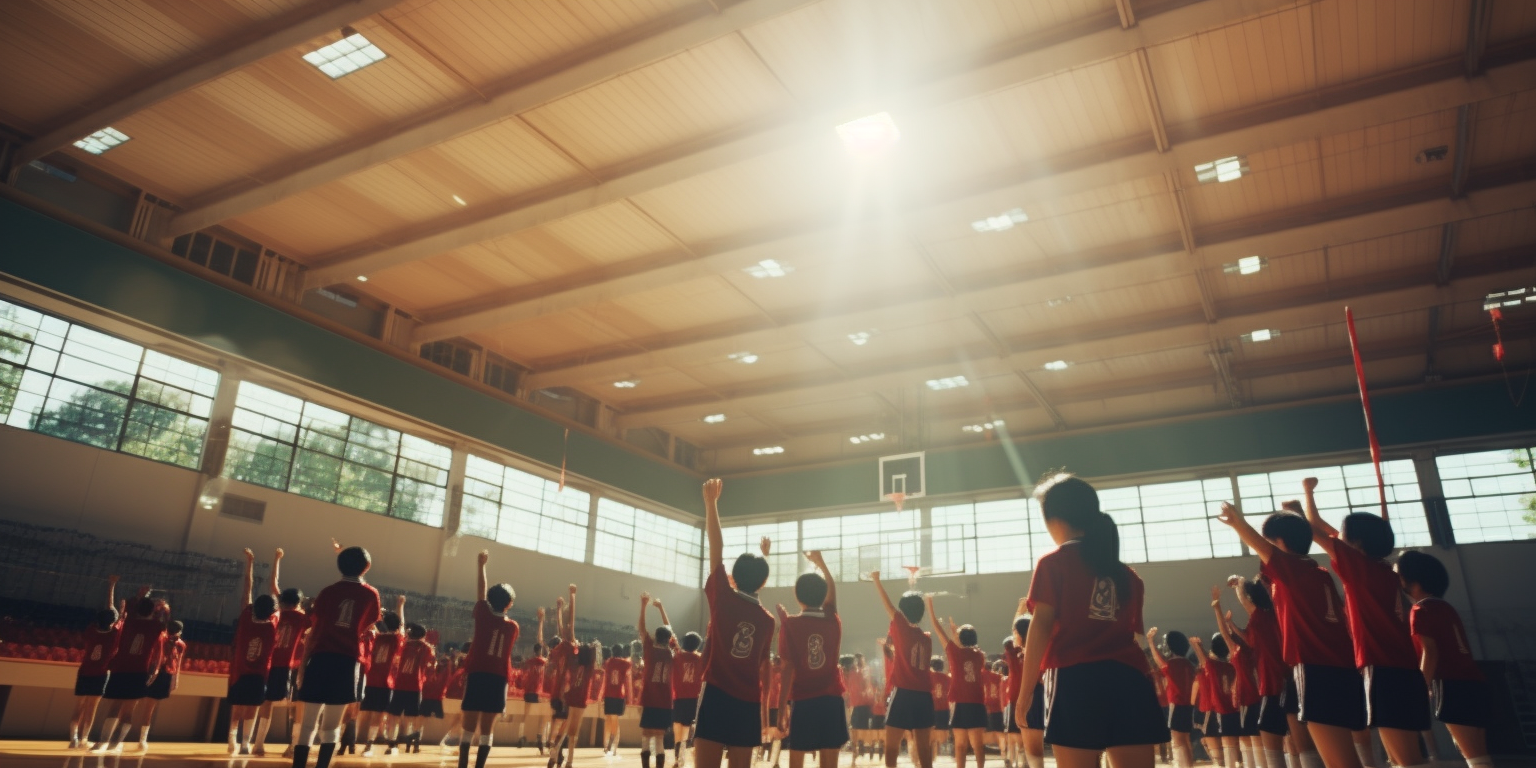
[0,0,1534,767]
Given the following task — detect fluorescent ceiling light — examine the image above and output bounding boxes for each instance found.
[73,127,130,155]
[452,194,467,206]
[1224,255,1265,275]
[303,32,388,79]
[926,376,969,391]
[1042,360,1070,371]
[1243,328,1278,343]
[848,331,873,346]
[612,380,639,388]
[962,419,1004,433]
[702,414,727,424]
[743,259,791,279]
[1484,287,1536,310]
[728,352,759,364]
[1045,296,1072,308]
[835,112,900,158]
[971,208,1029,233]
[848,433,886,444]
[355,275,368,282]
[752,446,784,456]
[1195,155,1248,184]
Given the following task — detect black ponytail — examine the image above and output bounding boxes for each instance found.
[1034,472,1130,595]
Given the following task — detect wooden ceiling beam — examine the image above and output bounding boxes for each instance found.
[14,0,406,169]
[297,0,1298,289]
[410,53,1536,343]
[164,0,817,237]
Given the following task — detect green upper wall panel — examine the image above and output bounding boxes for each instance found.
[0,198,705,513]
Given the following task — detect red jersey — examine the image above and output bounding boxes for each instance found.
[982,669,1003,713]
[564,658,596,708]
[307,578,381,661]
[642,641,674,709]
[110,616,166,674]
[588,662,604,700]
[1158,656,1196,706]
[929,671,950,710]
[604,658,632,700]
[945,645,987,704]
[447,662,468,700]
[160,636,186,676]
[1003,643,1024,704]
[1260,552,1354,668]
[1202,659,1238,714]
[230,606,278,681]
[361,633,375,674]
[1026,542,1147,673]
[767,663,784,707]
[78,624,121,677]
[887,617,934,692]
[1228,636,1261,708]
[464,601,520,679]
[871,685,888,715]
[702,564,774,701]
[1329,542,1416,669]
[1243,609,1287,697]
[777,603,845,701]
[272,609,311,670]
[395,640,434,692]
[845,667,870,706]
[366,633,402,688]
[630,664,644,705]
[520,657,547,697]
[424,659,452,699]
[1410,598,1481,681]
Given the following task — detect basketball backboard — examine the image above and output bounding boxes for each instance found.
[878,451,925,502]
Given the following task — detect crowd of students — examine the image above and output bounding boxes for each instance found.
[59,472,1494,768]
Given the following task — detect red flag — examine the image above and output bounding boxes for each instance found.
[1345,307,1388,519]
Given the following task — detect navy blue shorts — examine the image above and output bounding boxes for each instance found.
[461,672,508,714]
[1257,694,1288,735]
[787,695,849,752]
[1433,678,1487,728]
[673,697,698,725]
[228,674,267,706]
[388,690,422,717]
[605,697,627,716]
[360,685,392,712]
[1294,664,1365,731]
[641,706,673,730]
[103,671,150,701]
[298,652,362,706]
[1043,660,1169,750]
[695,684,761,748]
[75,673,108,697]
[885,689,935,731]
[951,702,988,730]
[265,666,295,702]
[421,699,445,718]
[1168,704,1194,733]
[1365,665,1430,731]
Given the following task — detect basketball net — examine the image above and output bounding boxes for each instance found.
[903,565,921,588]
[889,491,906,511]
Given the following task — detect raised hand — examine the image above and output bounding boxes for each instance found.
[108,575,120,584]
[1302,477,1319,491]
[640,592,651,605]
[1210,585,1221,604]
[557,596,566,609]
[806,550,825,566]
[1215,502,1240,527]
[1190,636,1203,648]
[244,548,255,562]
[1146,628,1159,642]
[652,599,663,609]
[537,607,546,620]
[569,584,578,595]
[760,537,771,556]
[331,537,342,553]
[477,550,490,566]
[870,570,881,582]
[396,595,406,608]
[275,547,285,561]
[702,478,723,504]
[1227,575,1242,588]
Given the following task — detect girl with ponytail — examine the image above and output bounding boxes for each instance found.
[1014,472,1168,768]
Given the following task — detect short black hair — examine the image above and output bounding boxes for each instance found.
[795,571,828,608]
[1261,512,1313,554]
[1241,577,1274,611]
[337,546,371,578]
[1209,634,1229,659]
[135,596,156,618]
[839,654,855,670]
[897,591,925,623]
[1013,615,1031,640]
[279,587,304,608]
[732,553,769,594]
[578,642,598,666]
[957,625,978,647]
[603,645,614,660]
[533,643,545,656]
[168,620,184,636]
[930,656,945,672]
[253,594,277,620]
[96,608,118,631]
[406,622,426,639]
[381,610,402,632]
[1396,550,1450,598]
[655,625,673,646]
[681,632,702,652]
[486,583,515,612]
[1342,513,1394,559]
[1164,630,1190,657]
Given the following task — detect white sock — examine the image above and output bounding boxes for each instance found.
[1467,758,1493,768]
[483,732,495,747]
[1225,746,1240,768]
[367,725,379,743]
[1300,751,1325,768]
[1267,749,1285,768]
[1355,742,1376,768]
[136,725,150,744]
[469,731,480,747]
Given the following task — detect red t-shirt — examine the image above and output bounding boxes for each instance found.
[930,671,950,710]
[767,663,784,707]
[1202,659,1238,714]
[308,579,381,661]
[230,606,278,681]
[641,641,674,708]
[1228,637,1262,708]
[1329,543,1416,669]
[1410,598,1482,681]
[982,669,1003,714]
[545,644,569,696]
[564,658,596,708]
[604,658,632,699]
[1159,656,1196,706]
[424,660,452,700]
[272,609,311,670]
[777,603,845,701]
[521,657,547,696]
[588,663,605,700]
[845,667,870,706]
[366,633,402,688]
[1025,542,1147,673]
[79,624,122,677]
[887,617,934,693]
[1243,609,1287,697]
[161,637,186,676]
[1003,643,1024,704]
[395,640,434,692]
[702,564,774,701]
[110,616,166,674]
[672,650,703,700]
[464,601,520,679]
[447,663,468,700]
[1260,552,1354,669]
[945,645,987,704]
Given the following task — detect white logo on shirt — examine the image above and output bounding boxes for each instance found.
[731,623,756,659]
[246,638,263,662]
[1088,577,1118,621]
[1323,587,1339,623]
[964,661,977,683]
[808,635,826,670]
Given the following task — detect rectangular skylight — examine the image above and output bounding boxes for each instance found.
[926,376,969,391]
[849,433,885,444]
[303,33,388,79]
[1243,329,1278,343]
[727,352,759,364]
[1042,360,1070,371]
[1195,155,1248,184]
[971,208,1029,233]
[702,413,727,424]
[73,127,130,155]
[848,331,873,346]
[1224,255,1265,275]
[1484,287,1536,310]
[753,446,784,455]
[612,380,639,388]
[743,259,791,279]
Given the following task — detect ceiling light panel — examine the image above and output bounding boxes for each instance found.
[926,376,969,391]
[702,414,727,424]
[727,352,759,364]
[73,127,130,155]
[743,259,791,279]
[971,208,1028,233]
[303,33,388,79]
[1195,155,1248,184]
[752,446,784,455]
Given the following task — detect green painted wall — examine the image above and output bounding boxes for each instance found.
[0,198,706,513]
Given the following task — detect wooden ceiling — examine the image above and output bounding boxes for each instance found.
[3,0,1535,473]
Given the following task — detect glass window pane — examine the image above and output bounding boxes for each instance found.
[1436,449,1536,543]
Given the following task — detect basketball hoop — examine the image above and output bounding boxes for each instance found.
[889,491,906,511]
[903,565,921,588]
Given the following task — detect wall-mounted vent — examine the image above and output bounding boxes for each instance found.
[221,495,266,523]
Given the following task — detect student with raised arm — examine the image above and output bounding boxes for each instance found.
[93,579,165,754]
[1213,588,1263,768]
[1214,500,1362,768]
[292,542,382,768]
[772,550,849,768]
[929,602,986,768]
[639,593,677,768]
[1146,627,1197,768]
[228,548,281,756]
[1014,473,1166,768]
[519,608,549,752]
[694,478,776,768]
[1394,551,1491,768]
[458,550,521,768]
[359,594,406,757]
[133,616,184,752]
[1226,574,1294,768]
[551,587,597,768]
[870,569,935,768]
[604,622,635,756]
[69,574,121,749]
[1297,477,1430,768]
[671,627,705,765]
[259,547,310,758]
